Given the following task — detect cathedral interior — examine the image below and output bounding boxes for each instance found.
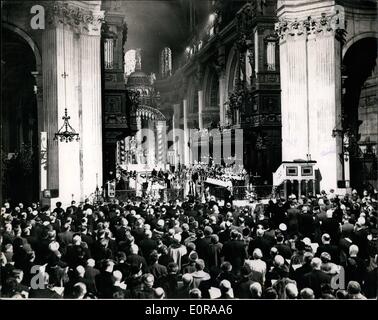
[1,0,377,205]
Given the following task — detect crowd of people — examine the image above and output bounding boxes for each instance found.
[0,186,377,299]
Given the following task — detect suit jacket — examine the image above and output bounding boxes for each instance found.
[127,254,148,273]
[302,269,331,298]
[235,278,254,299]
[248,236,272,258]
[275,243,293,260]
[299,213,315,237]
[321,218,340,242]
[316,244,340,264]
[195,237,211,262]
[287,208,300,233]
[293,263,312,290]
[84,266,100,293]
[95,271,114,298]
[149,263,168,282]
[221,240,246,273]
[139,238,158,259]
[363,267,378,299]
[29,288,62,299]
[58,230,74,246]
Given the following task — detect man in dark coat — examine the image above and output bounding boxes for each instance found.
[148,250,168,285]
[95,259,115,298]
[362,254,378,299]
[315,233,340,264]
[248,228,272,259]
[302,257,331,298]
[84,258,100,294]
[139,230,158,259]
[220,230,246,275]
[321,210,341,243]
[292,252,314,290]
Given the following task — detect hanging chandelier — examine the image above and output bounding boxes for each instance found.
[54,15,79,143]
[54,108,80,142]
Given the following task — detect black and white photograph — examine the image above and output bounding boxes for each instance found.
[0,0,377,304]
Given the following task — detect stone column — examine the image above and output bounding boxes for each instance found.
[43,1,104,206]
[80,29,103,201]
[298,179,302,198]
[156,120,166,167]
[219,74,226,125]
[183,98,190,166]
[283,180,288,199]
[276,2,346,192]
[198,90,204,130]
[41,25,59,192]
[277,23,309,161]
[172,104,180,167]
[307,23,344,192]
[147,119,155,167]
[135,115,142,164]
[42,18,81,205]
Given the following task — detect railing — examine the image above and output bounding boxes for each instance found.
[115,188,185,202]
[112,184,276,203]
[204,182,276,201]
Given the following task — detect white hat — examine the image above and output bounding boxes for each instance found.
[279,223,287,232]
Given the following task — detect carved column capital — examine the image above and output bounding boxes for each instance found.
[45,1,105,36]
[275,9,346,41]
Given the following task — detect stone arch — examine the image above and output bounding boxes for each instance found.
[202,66,210,96]
[2,22,42,71]
[224,45,239,95]
[1,24,42,203]
[342,36,378,190]
[187,76,197,114]
[203,65,219,108]
[343,31,378,58]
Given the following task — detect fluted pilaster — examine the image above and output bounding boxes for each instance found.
[80,33,103,200]
[276,4,346,191]
[42,28,59,190]
[198,90,204,130]
[280,32,309,161]
[183,99,189,166]
[219,75,226,126]
[40,0,104,205]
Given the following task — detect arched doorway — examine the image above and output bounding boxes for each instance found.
[1,28,39,204]
[342,37,378,191]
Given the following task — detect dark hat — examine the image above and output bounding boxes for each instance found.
[241,265,251,277]
[320,252,332,262]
